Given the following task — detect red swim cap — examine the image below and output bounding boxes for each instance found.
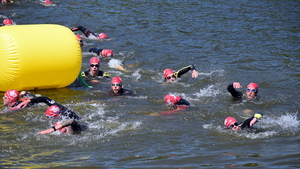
[163,69,174,78]
[100,49,114,58]
[75,35,82,40]
[164,94,182,105]
[247,83,258,91]
[44,0,52,4]
[98,33,107,39]
[45,105,61,118]
[111,76,122,84]
[90,57,100,64]
[3,19,12,26]
[4,90,19,102]
[224,117,237,128]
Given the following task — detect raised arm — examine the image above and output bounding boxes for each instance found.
[174,64,198,78]
[227,82,243,98]
[89,48,103,56]
[14,96,56,109]
[37,119,74,134]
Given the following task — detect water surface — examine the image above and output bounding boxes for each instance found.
[0,0,299,168]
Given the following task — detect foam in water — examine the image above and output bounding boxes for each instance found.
[195,84,222,97]
[108,58,123,69]
[132,69,142,80]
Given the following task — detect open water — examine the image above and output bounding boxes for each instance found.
[0,0,299,168]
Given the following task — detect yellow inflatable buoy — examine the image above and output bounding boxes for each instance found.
[0,24,82,91]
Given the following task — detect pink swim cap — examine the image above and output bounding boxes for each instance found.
[45,105,61,118]
[164,94,182,105]
[44,0,52,4]
[75,35,82,40]
[90,57,100,64]
[111,76,122,84]
[224,117,237,128]
[4,90,19,102]
[163,69,174,78]
[98,33,107,39]
[3,19,12,26]
[247,83,258,91]
[101,49,114,58]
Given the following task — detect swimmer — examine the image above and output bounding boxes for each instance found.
[227,82,260,100]
[71,26,107,40]
[89,48,128,72]
[163,64,199,82]
[2,90,37,110]
[108,77,133,96]
[89,48,114,58]
[37,105,85,134]
[150,94,190,116]
[80,57,110,83]
[224,112,263,131]
[10,91,80,120]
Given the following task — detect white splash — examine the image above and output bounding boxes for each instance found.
[108,58,123,69]
[195,85,222,97]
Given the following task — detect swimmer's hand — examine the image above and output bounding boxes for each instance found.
[115,65,131,73]
[233,82,242,88]
[250,117,258,127]
[15,99,31,109]
[192,70,198,78]
[37,128,54,134]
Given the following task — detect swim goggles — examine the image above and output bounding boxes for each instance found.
[246,88,256,92]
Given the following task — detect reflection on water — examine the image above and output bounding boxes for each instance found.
[1,0,300,168]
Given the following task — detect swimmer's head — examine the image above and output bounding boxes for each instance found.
[4,90,19,102]
[247,83,258,92]
[54,122,71,134]
[100,49,114,58]
[45,105,61,118]
[111,77,122,93]
[98,33,107,39]
[164,69,176,82]
[164,94,182,105]
[75,35,83,47]
[75,35,82,40]
[246,82,258,98]
[224,117,237,128]
[44,0,52,4]
[3,19,13,26]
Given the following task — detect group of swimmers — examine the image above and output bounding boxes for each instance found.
[71,25,264,132]
[2,75,263,135]
[1,12,263,135]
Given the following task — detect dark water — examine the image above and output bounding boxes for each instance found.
[1,0,300,168]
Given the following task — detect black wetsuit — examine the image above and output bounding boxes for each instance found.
[227,83,260,100]
[29,97,80,120]
[81,69,110,80]
[164,64,197,82]
[71,69,110,87]
[8,92,37,109]
[71,26,97,38]
[177,99,190,106]
[237,113,263,130]
[108,88,133,96]
[89,48,103,56]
